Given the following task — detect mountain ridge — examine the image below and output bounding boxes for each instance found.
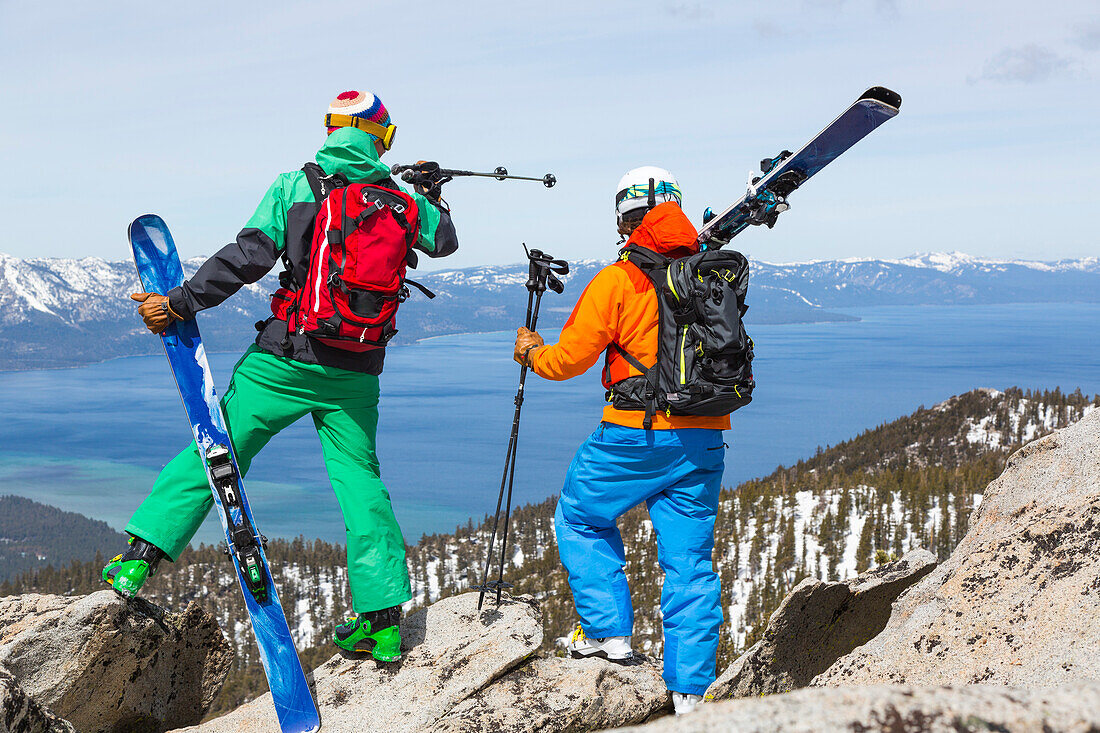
[3,251,1099,370]
[0,496,127,582]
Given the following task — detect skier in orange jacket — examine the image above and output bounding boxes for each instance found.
[514,167,725,715]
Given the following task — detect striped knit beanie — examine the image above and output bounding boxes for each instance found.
[326,91,390,135]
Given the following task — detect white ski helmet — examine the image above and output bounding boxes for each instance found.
[615,166,682,225]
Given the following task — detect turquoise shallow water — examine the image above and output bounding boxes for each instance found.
[1,302,1098,546]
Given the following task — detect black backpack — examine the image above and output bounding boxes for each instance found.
[608,244,755,428]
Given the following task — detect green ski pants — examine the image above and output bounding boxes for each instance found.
[126,346,410,613]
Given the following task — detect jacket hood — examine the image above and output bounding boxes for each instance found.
[626,202,699,257]
[315,127,391,183]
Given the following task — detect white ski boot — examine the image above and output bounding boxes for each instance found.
[672,692,703,716]
[567,624,635,663]
[668,691,704,713]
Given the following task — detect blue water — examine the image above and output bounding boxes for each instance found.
[1,303,1098,547]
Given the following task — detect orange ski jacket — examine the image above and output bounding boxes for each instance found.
[528,202,731,430]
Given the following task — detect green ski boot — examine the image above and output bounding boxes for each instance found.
[102,536,165,598]
[333,606,402,661]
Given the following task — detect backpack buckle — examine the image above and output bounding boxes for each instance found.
[355,199,385,225]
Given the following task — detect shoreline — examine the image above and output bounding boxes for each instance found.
[0,315,859,373]
[5,301,1097,374]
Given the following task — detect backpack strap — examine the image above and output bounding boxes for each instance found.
[278,163,348,290]
[619,243,669,271]
[302,162,347,202]
[614,244,676,430]
[610,343,660,430]
[403,278,436,300]
[612,343,649,374]
[356,187,418,248]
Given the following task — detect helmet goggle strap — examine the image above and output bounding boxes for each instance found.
[324,113,397,150]
[614,180,683,208]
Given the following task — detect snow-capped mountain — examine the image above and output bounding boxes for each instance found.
[751,251,1100,308]
[772,251,1100,275]
[888,251,1100,274]
[1,251,1098,369]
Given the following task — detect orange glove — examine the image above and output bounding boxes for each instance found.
[131,292,181,334]
[514,327,545,366]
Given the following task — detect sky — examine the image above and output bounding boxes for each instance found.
[1,0,1097,269]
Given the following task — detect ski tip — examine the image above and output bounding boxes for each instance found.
[859,86,902,111]
[130,213,167,230]
[128,214,167,241]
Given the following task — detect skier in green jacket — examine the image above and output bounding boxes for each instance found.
[103,91,458,661]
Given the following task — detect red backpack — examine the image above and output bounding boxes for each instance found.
[271,163,432,351]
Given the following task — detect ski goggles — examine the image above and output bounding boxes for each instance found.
[324,113,398,151]
[615,181,682,207]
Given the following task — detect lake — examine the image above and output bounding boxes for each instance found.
[1,303,1098,546]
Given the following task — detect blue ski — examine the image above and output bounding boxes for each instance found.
[698,86,901,246]
[128,214,320,733]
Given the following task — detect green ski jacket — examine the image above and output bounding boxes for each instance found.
[167,127,459,374]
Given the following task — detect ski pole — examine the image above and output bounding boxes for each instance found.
[390,163,557,189]
[477,245,567,609]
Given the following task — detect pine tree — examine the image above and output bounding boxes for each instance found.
[855,518,874,573]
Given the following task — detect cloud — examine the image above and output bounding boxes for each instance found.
[664,2,714,21]
[970,44,1073,84]
[1071,20,1100,51]
[752,19,787,39]
[875,0,900,18]
[800,0,896,14]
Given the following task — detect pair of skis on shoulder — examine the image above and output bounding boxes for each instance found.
[697,86,902,247]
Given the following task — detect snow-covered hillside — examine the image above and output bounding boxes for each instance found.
[7,386,1097,703]
[408,388,1098,655]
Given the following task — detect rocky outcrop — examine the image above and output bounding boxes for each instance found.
[706,549,936,701]
[183,592,540,733]
[0,591,232,733]
[614,680,1100,732]
[0,667,75,733]
[670,411,1100,730]
[182,592,669,733]
[10,407,1099,733]
[432,655,667,732]
[816,409,1100,687]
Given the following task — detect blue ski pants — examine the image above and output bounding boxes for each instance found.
[555,422,725,696]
